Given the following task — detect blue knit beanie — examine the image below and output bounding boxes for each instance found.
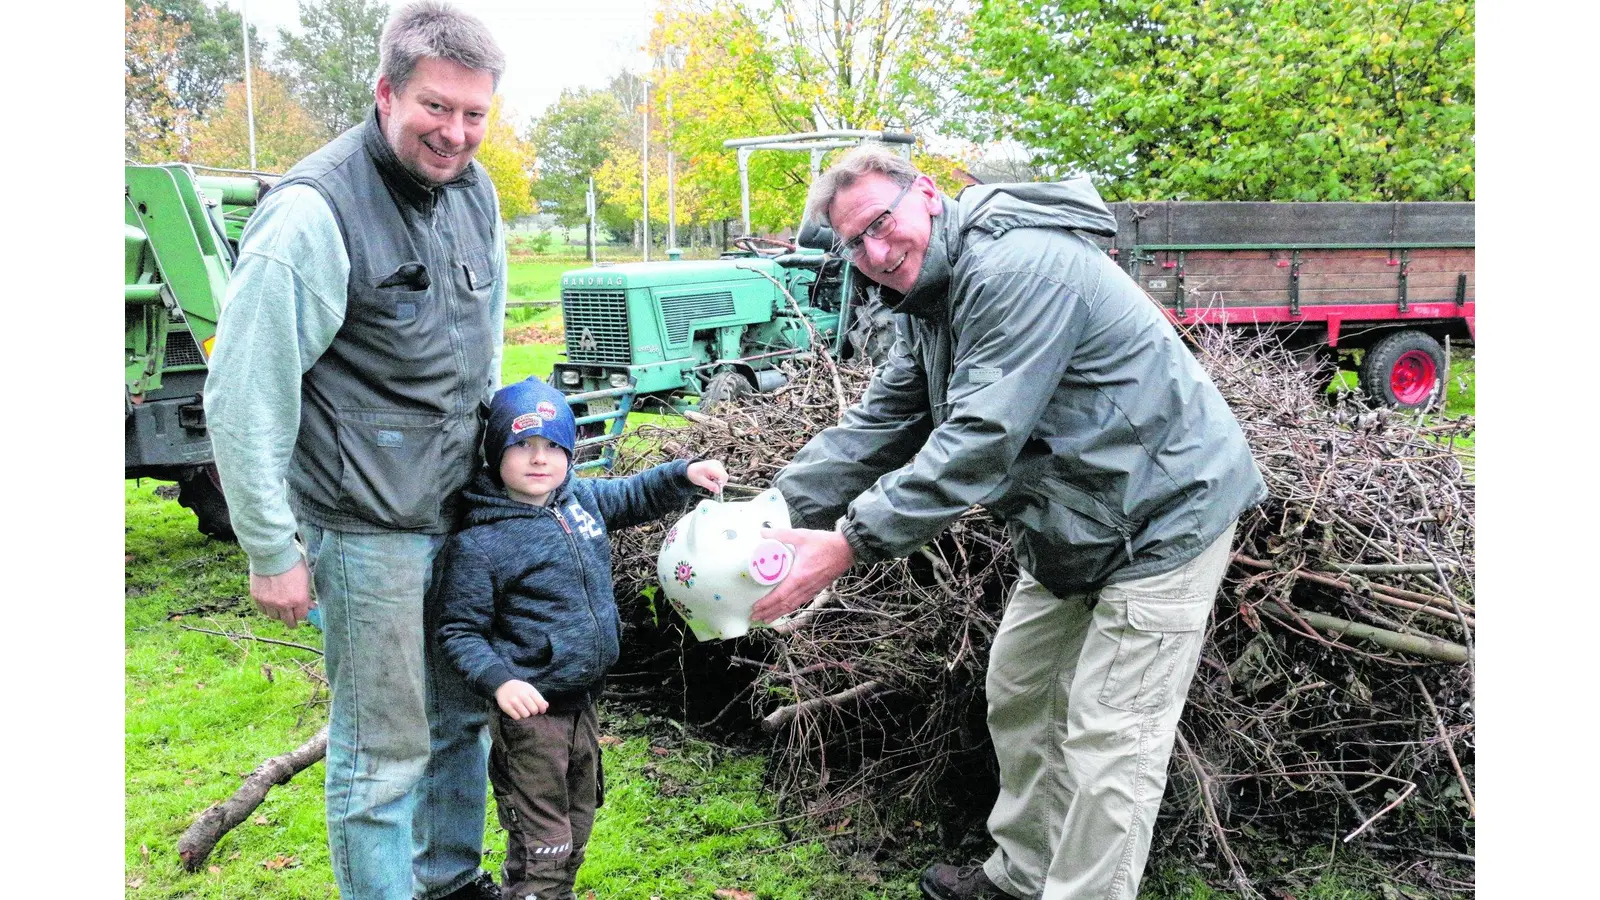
[485,376,577,482]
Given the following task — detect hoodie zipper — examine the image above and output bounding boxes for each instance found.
[550,504,604,678]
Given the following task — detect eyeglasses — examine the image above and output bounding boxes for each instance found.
[836,182,913,260]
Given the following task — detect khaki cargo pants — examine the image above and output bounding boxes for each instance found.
[487,703,604,900]
[981,522,1235,900]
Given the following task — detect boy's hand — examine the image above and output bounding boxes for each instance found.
[495,680,549,719]
[687,459,729,494]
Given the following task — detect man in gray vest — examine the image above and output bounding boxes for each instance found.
[205,3,507,898]
[754,148,1266,899]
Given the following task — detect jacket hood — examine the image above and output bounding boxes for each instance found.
[460,467,575,527]
[885,177,1118,320]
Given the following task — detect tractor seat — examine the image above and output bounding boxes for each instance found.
[796,217,836,252]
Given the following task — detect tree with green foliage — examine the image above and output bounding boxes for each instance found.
[641,1,968,235]
[276,0,389,139]
[529,88,630,228]
[126,3,192,161]
[127,0,265,123]
[958,0,1474,201]
[188,69,326,171]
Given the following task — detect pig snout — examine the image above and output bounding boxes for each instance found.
[747,539,793,586]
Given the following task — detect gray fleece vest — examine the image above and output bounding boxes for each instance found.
[273,108,499,534]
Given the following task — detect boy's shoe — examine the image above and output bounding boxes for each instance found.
[919,863,1013,900]
[437,871,499,900]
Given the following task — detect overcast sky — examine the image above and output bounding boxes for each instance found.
[234,0,656,125]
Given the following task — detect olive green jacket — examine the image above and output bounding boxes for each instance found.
[775,179,1265,595]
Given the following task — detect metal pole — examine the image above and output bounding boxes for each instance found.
[241,0,257,169]
[738,147,751,237]
[586,176,596,264]
[633,79,640,262]
[666,93,675,253]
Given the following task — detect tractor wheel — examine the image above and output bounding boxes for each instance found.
[177,464,235,542]
[700,371,754,411]
[1359,330,1445,410]
[845,284,897,364]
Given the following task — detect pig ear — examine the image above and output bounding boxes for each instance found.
[752,488,792,528]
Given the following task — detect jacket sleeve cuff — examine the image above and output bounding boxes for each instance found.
[838,516,889,565]
[474,663,518,699]
[248,542,305,578]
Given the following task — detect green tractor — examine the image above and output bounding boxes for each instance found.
[552,130,910,469]
[125,163,271,540]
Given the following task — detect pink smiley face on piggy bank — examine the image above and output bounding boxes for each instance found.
[656,487,793,641]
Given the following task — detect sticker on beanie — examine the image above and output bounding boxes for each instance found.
[511,412,543,433]
[536,400,558,420]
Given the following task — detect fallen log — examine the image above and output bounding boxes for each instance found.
[178,725,329,871]
[1263,606,1469,664]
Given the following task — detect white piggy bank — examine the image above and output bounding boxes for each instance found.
[656,487,794,641]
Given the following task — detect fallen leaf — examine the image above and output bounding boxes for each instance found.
[174,666,185,674]
[207,866,221,875]
[713,889,755,900]
[598,735,623,747]
[254,815,270,826]
[127,877,144,889]
[228,851,241,861]
[183,779,194,786]
[261,853,299,870]
[195,682,206,690]
[140,844,151,864]
[650,746,670,756]
[125,555,135,565]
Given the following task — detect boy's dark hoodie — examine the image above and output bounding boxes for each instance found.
[436,459,697,711]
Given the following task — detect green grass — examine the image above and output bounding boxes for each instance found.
[505,260,579,304]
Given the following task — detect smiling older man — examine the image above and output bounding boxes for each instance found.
[204,3,508,898]
[757,147,1266,900]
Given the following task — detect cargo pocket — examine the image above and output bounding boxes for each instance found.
[333,407,446,529]
[1097,597,1210,713]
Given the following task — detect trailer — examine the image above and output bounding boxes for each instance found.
[1094,201,1474,409]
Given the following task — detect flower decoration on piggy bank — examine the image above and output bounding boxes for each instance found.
[656,487,794,641]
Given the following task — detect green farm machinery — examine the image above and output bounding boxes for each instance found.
[125,163,271,539]
[552,130,912,469]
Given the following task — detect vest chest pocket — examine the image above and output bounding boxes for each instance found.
[455,248,497,299]
[358,261,435,324]
[333,407,447,529]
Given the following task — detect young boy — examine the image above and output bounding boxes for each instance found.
[437,375,727,899]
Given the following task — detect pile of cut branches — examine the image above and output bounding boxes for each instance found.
[607,328,1474,891]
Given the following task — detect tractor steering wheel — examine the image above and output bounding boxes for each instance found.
[732,235,797,257]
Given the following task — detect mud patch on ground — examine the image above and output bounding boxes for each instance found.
[506,323,565,345]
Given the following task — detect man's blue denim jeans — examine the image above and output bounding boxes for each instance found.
[302,523,490,900]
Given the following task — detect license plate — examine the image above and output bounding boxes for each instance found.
[587,397,618,415]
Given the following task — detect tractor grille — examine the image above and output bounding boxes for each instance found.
[165,330,205,368]
[659,291,736,345]
[562,289,631,364]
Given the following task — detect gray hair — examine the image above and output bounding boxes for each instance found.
[380,0,506,93]
[803,145,922,229]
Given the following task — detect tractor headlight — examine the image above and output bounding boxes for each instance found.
[559,370,581,387]
[609,373,630,388]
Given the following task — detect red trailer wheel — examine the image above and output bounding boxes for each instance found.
[1359,330,1446,410]
[1389,349,1438,406]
